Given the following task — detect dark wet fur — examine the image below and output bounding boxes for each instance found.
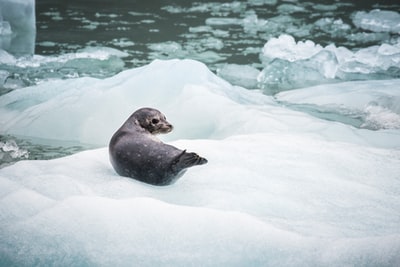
[109,108,207,185]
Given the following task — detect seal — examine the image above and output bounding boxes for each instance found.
[109,107,208,185]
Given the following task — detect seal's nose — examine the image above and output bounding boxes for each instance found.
[166,123,173,132]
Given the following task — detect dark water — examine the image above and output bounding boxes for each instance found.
[35,0,399,69]
[0,134,95,168]
[2,0,398,92]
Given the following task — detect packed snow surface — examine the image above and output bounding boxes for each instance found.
[1,59,400,266]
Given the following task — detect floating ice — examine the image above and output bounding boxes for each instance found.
[216,63,260,88]
[242,11,268,34]
[1,59,400,266]
[276,79,400,130]
[0,46,127,90]
[312,4,338,11]
[162,2,246,15]
[346,32,390,44]
[147,41,186,61]
[277,4,307,14]
[258,49,338,93]
[205,17,242,26]
[261,34,324,63]
[353,9,400,33]
[259,34,400,92]
[0,139,28,167]
[148,39,225,64]
[248,0,277,6]
[314,18,351,38]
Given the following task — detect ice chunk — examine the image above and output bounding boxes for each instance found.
[189,25,213,33]
[187,50,225,63]
[336,43,400,80]
[205,17,242,26]
[216,64,260,88]
[242,12,268,34]
[258,50,338,93]
[0,0,36,55]
[0,46,127,89]
[196,37,224,50]
[312,4,338,11]
[363,100,400,130]
[248,0,277,6]
[346,32,390,44]
[276,79,400,130]
[260,34,400,92]
[148,41,183,56]
[277,4,307,14]
[261,34,324,63]
[0,139,29,167]
[314,18,351,38]
[162,2,246,15]
[353,9,400,33]
[148,39,224,63]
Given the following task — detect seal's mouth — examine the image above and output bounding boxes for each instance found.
[161,124,173,133]
[153,124,173,134]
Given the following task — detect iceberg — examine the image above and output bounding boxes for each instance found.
[0,0,36,55]
[1,59,400,266]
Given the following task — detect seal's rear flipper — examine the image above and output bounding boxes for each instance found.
[174,150,208,170]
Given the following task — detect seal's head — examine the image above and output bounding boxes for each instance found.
[133,107,173,134]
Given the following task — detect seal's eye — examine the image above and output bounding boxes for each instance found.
[152,119,159,124]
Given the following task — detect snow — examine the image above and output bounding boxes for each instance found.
[1,59,400,266]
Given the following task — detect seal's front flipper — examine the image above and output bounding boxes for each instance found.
[173,150,208,170]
